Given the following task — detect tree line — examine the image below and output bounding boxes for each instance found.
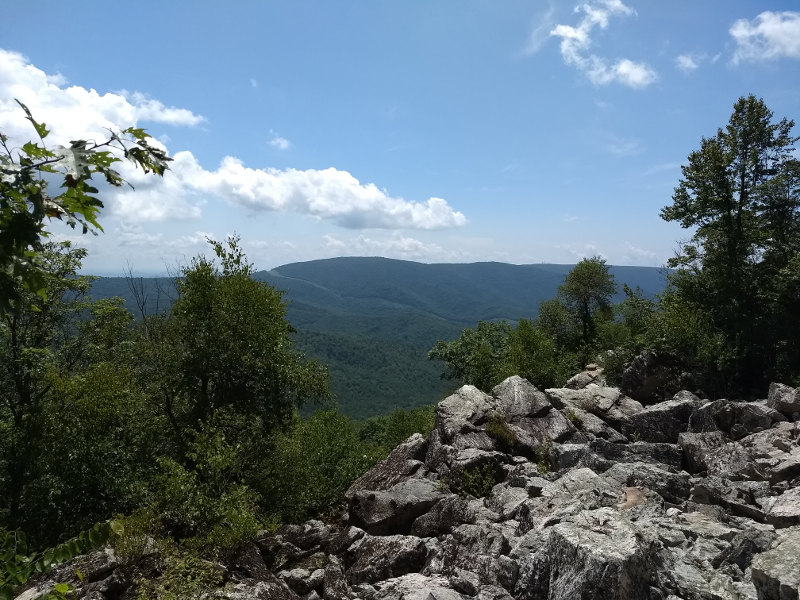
[430,96,799,399]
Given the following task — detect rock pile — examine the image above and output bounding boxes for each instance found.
[17,378,800,600]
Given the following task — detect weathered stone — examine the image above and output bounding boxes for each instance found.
[521,506,658,600]
[623,392,702,443]
[758,486,800,527]
[603,461,690,504]
[349,478,446,535]
[767,382,800,419]
[563,406,627,443]
[365,573,468,600]
[712,528,776,571]
[346,433,427,499]
[436,386,495,444]
[689,399,784,440]
[322,557,351,600]
[485,483,529,520]
[545,384,644,432]
[689,476,768,522]
[345,535,428,585]
[751,526,800,600]
[589,439,684,471]
[492,376,552,420]
[411,495,477,538]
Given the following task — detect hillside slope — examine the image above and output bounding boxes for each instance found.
[91,258,668,417]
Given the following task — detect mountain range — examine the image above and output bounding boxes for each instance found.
[89,257,669,417]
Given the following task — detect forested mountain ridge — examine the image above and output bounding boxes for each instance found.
[90,258,668,417]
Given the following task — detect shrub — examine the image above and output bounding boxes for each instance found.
[485,413,516,452]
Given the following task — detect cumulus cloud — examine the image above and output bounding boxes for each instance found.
[730,11,800,63]
[323,232,446,260]
[0,48,466,231]
[170,153,466,229]
[549,0,657,88]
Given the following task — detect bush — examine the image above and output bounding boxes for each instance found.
[485,413,516,452]
[446,463,503,499]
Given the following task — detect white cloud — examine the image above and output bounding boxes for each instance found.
[323,232,446,260]
[0,48,466,231]
[269,130,291,150]
[549,0,656,88]
[730,11,800,63]
[167,152,466,230]
[620,242,659,266]
[675,54,698,73]
[523,1,558,55]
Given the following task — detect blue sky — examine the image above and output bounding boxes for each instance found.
[1,1,799,274]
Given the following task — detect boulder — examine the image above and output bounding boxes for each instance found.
[688,399,785,440]
[623,391,702,443]
[518,506,657,599]
[603,461,690,505]
[758,487,800,527]
[767,382,800,419]
[349,478,447,535]
[492,376,552,420]
[346,433,427,499]
[345,535,428,585]
[751,526,800,600]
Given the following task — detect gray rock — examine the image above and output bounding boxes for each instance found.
[758,486,800,527]
[589,439,684,471]
[349,478,447,535]
[603,461,690,504]
[345,534,428,585]
[689,400,784,440]
[689,477,769,522]
[346,433,427,499]
[563,406,628,443]
[751,526,800,600]
[366,573,468,600]
[411,495,477,538]
[520,506,658,600]
[436,386,495,444]
[623,392,702,443]
[492,376,552,420]
[767,382,800,419]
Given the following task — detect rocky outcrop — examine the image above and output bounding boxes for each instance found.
[18,377,800,600]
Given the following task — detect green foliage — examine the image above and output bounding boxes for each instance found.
[534,438,552,474]
[0,101,171,313]
[446,463,501,499]
[146,425,262,561]
[0,521,120,600]
[558,256,617,354]
[428,320,512,392]
[485,413,516,452]
[162,236,330,437]
[132,544,223,600]
[504,318,576,389]
[661,95,799,395]
[357,404,436,453]
[257,410,375,523]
